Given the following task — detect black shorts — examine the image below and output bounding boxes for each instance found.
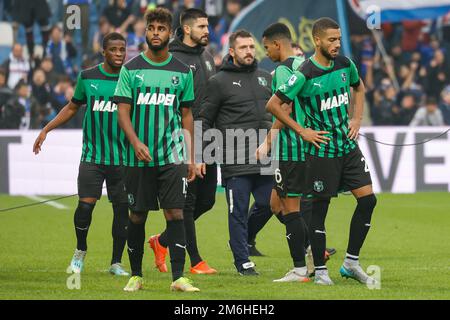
[125,164,188,212]
[12,0,50,26]
[77,162,127,204]
[274,160,306,198]
[303,146,373,198]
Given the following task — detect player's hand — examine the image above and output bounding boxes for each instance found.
[348,118,361,140]
[195,163,206,178]
[33,131,47,155]
[133,141,152,162]
[299,128,330,149]
[255,139,270,160]
[187,164,196,183]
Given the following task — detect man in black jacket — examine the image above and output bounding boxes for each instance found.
[149,8,218,275]
[199,30,273,275]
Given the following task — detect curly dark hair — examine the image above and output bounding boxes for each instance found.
[145,7,173,29]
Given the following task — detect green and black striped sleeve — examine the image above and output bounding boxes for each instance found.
[72,73,87,105]
[113,66,133,105]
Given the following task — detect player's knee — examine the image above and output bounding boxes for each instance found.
[74,201,95,227]
[357,194,377,220]
[358,194,377,210]
[129,212,147,225]
[165,209,183,221]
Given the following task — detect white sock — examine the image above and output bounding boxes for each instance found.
[294,266,308,275]
[344,253,359,267]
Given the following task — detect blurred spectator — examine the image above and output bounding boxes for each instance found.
[31,69,52,106]
[212,0,242,48]
[291,43,304,58]
[439,85,450,125]
[92,17,114,61]
[63,0,91,55]
[3,80,43,129]
[52,75,73,114]
[410,96,444,126]
[1,43,31,90]
[393,93,418,125]
[423,49,449,100]
[126,18,146,61]
[0,69,14,125]
[102,0,136,33]
[401,21,427,53]
[46,25,78,78]
[39,57,60,87]
[173,0,196,31]
[371,78,398,126]
[200,0,224,29]
[10,0,51,59]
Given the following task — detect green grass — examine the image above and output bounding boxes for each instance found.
[0,192,449,300]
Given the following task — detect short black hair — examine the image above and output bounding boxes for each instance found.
[229,29,253,48]
[102,32,126,50]
[312,17,340,37]
[180,8,208,27]
[14,79,28,91]
[426,96,438,105]
[262,23,292,41]
[145,7,173,29]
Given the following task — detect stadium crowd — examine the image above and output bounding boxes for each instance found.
[0,0,449,129]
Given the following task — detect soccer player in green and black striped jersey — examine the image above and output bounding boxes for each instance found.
[258,23,337,279]
[254,23,311,282]
[33,32,130,277]
[114,8,199,293]
[267,18,378,286]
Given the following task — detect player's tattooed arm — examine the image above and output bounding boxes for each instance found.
[266,95,329,149]
[33,101,80,154]
[117,103,152,162]
[348,80,366,140]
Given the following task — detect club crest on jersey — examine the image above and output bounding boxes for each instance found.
[172,76,180,86]
[92,100,118,112]
[313,181,324,192]
[258,77,268,87]
[341,72,347,82]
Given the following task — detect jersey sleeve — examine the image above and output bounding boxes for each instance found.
[274,65,293,89]
[275,70,306,104]
[113,66,133,105]
[71,73,87,105]
[180,69,194,108]
[349,58,361,88]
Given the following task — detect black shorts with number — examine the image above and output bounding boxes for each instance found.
[77,162,127,203]
[274,160,306,198]
[303,146,372,198]
[125,164,188,212]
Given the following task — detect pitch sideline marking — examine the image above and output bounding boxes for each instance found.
[26,196,69,210]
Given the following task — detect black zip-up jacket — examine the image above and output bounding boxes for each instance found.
[198,55,272,181]
[169,28,216,119]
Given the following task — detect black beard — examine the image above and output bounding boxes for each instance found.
[191,34,209,47]
[320,46,336,61]
[146,37,170,52]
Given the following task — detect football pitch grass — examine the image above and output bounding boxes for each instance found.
[0,192,449,300]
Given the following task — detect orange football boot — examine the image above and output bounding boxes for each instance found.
[190,261,217,274]
[148,234,168,273]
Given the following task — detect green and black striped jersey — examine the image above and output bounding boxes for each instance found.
[114,52,194,167]
[272,55,305,162]
[71,63,126,165]
[276,55,360,158]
